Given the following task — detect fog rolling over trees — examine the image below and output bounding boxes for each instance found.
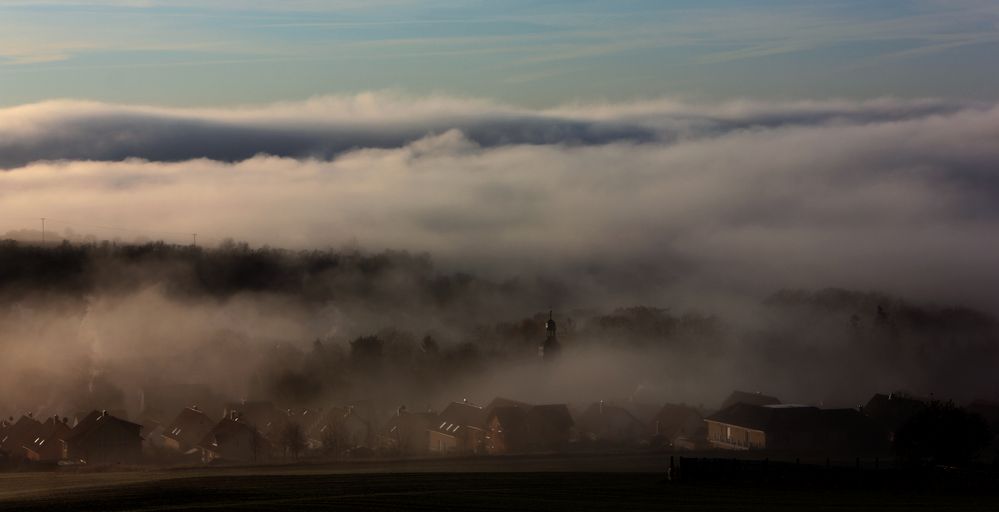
[6,95,999,313]
[0,241,995,422]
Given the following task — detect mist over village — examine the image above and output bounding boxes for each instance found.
[2,1,999,510]
[1,233,997,467]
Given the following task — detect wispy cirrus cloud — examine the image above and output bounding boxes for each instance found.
[2,0,999,105]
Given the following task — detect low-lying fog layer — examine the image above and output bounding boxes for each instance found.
[1,95,999,309]
[0,245,994,422]
[1,93,998,420]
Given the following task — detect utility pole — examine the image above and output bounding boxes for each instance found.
[40,217,46,244]
[192,233,197,246]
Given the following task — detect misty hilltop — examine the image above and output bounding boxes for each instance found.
[3,94,999,315]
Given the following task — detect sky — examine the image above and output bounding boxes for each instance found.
[2,0,999,107]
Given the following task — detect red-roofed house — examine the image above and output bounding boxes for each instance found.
[485,406,529,454]
[199,412,271,463]
[0,415,43,462]
[24,416,72,462]
[429,401,486,455]
[64,410,143,465]
[376,407,438,456]
[163,406,216,453]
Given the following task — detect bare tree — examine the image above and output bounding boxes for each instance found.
[281,422,306,460]
[321,425,343,459]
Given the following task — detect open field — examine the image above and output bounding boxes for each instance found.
[1,454,998,511]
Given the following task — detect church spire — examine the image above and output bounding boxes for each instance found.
[540,310,561,361]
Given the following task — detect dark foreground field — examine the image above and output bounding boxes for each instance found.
[1,454,998,511]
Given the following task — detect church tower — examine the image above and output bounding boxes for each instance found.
[540,310,561,361]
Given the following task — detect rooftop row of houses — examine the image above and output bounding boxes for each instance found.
[0,410,143,466]
[156,401,372,463]
[161,394,737,461]
[157,397,579,462]
[0,396,668,466]
[4,391,995,467]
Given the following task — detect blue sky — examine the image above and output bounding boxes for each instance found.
[1,0,999,106]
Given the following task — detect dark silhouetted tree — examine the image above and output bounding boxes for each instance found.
[350,335,384,367]
[321,426,344,459]
[280,422,306,459]
[420,335,439,355]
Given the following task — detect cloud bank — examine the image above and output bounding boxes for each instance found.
[3,93,999,312]
[0,93,974,169]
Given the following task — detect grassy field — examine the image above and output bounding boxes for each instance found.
[1,454,997,511]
